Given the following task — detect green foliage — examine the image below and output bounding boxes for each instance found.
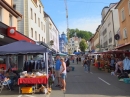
[79,39,87,52]
[69,28,93,40]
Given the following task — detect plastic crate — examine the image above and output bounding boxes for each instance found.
[21,87,32,94]
[123,78,130,84]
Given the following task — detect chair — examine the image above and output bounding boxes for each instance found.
[0,80,11,93]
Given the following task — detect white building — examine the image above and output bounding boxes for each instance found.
[13,0,46,42]
[100,3,120,51]
[68,37,81,54]
[44,12,59,52]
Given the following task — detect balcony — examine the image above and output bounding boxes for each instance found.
[109,38,112,43]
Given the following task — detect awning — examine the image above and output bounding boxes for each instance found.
[0,40,47,55]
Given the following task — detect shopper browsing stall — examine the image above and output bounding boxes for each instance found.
[60,58,66,91]
[55,54,61,87]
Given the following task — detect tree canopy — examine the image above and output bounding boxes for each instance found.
[68,29,93,41]
[79,39,87,52]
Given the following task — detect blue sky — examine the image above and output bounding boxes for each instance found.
[41,0,119,34]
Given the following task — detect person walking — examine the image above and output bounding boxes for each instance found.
[65,57,70,72]
[76,56,79,64]
[83,57,88,72]
[60,58,67,91]
[83,57,91,73]
[87,57,91,73]
[55,54,61,87]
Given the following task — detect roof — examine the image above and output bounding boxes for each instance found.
[0,0,22,18]
[89,36,94,41]
[115,0,122,9]
[102,3,117,22]
[44,12,60,33]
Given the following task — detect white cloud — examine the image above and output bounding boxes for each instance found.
[58,17,101,34]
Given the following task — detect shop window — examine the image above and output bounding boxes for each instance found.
[34,13,36,23]
[30,8,33,19]
[31,28,33,37]
[35,31,37,40]
[9,15,12,27]
[0,8,2,21]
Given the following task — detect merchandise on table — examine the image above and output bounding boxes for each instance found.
[20,71,47,78]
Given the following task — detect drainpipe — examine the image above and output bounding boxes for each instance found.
[111,10,116,49]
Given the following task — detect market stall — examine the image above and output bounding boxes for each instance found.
[0,40,51,94]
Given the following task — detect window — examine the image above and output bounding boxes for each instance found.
[35,31,37,40]
[109,31,112,38]
[0,8,2,21]
[128,0,130,14]
[38,18,40,27]
[34,13,36,23]
[41,22,43,30]
[44,25,45,32]
[44,38,45,42]
[42,37,43,42]
[39,5,41,13]
[121,8,125,21]
[30,8,33,19]
[39,34,40,41]
[9,15,12,26]
[31,28,33,37]
[123,28,127,39]
[13,5,16,10]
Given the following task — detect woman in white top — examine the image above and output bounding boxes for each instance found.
[60,57,66,91]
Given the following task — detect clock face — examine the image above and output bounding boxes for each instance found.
[114,34,120,40]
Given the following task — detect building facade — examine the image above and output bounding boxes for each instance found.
[13,0,46,42]
[116,0,130,50]
[59,32,68,53]
[68,37,81,54]
[44,12,59,52]
[93,25,100,52]
[99,3,120,51]
[0,0,36,70]
[0,0,35,46]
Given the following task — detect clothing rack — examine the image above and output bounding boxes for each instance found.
[23,59,45,72]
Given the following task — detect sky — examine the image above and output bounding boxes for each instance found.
[41,0,119,34]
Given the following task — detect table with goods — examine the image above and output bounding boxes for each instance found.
[18,71,52,94]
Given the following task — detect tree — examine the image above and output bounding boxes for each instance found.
[79,39,87,52]
[68,28,93,40]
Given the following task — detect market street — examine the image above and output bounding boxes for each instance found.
[1,61,130,97]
